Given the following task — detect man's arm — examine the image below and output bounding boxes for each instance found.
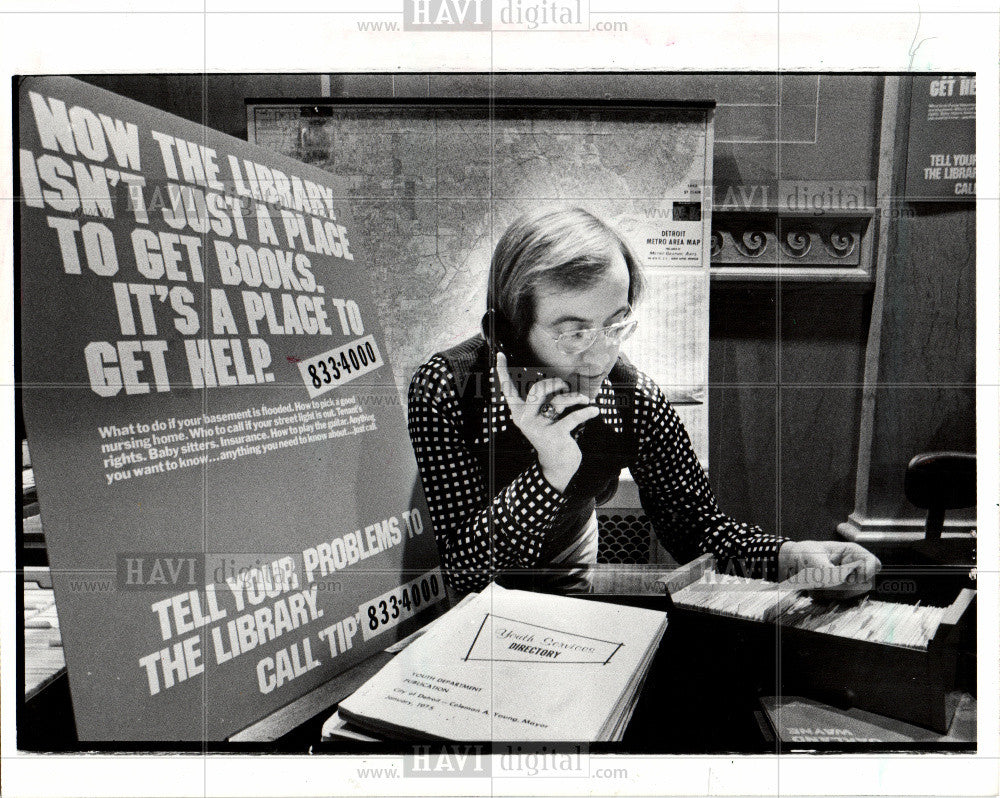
[627,371,787,578]
[407,356,567,594]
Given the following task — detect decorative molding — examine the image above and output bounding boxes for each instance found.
[837,512,976,542]
[710,210,871,268]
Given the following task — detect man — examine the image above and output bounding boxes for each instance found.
[408,206,880,596]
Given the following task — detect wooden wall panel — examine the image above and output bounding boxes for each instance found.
[77,74,324,140]
[708,286,777,531]
[867,204,976,521]
[709,285,870,541]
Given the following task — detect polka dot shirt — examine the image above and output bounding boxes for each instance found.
[407,352,787,595]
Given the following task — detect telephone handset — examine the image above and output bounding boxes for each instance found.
[483,309,558,402]
[481,308,627,501]
[482,309,594,419]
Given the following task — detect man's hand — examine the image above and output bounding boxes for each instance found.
[777,540,882,598]
[495,351,600,493]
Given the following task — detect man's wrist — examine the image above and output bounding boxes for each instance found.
[539,461,575,494]
[538,452,581,494]
[777,540,799,580]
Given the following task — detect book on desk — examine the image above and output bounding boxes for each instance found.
[334,583,667,742]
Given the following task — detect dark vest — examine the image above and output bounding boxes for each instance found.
[439,335,639,591]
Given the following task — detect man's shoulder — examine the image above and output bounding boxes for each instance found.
[608,358,670,425]
[409,334,487,401]
[609,353,661,397]
[609,351,639,384]
[437,334,488,374]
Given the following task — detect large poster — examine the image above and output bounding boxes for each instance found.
[18,77,442,741]
[904,74,976,200]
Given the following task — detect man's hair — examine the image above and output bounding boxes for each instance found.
[487,206,645,339]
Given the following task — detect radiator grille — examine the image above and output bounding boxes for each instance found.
[597,512,654,564]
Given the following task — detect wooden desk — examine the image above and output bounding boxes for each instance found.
[20,564,976,752]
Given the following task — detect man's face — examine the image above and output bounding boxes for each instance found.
[525,249,631,400]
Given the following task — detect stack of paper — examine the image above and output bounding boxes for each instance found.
[671,569,947,649]
[337,584,667,741]
[321,711,381,742]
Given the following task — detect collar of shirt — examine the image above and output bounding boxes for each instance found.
[479,369,624,443]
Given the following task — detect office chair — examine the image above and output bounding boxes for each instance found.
[903,451,976,540]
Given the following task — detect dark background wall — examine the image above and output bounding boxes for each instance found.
[74,72,975,543]
[868,204,977,521]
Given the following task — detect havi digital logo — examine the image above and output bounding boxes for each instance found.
[403,0,491,30]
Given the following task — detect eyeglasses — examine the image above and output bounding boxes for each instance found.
[547,314,638,355]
